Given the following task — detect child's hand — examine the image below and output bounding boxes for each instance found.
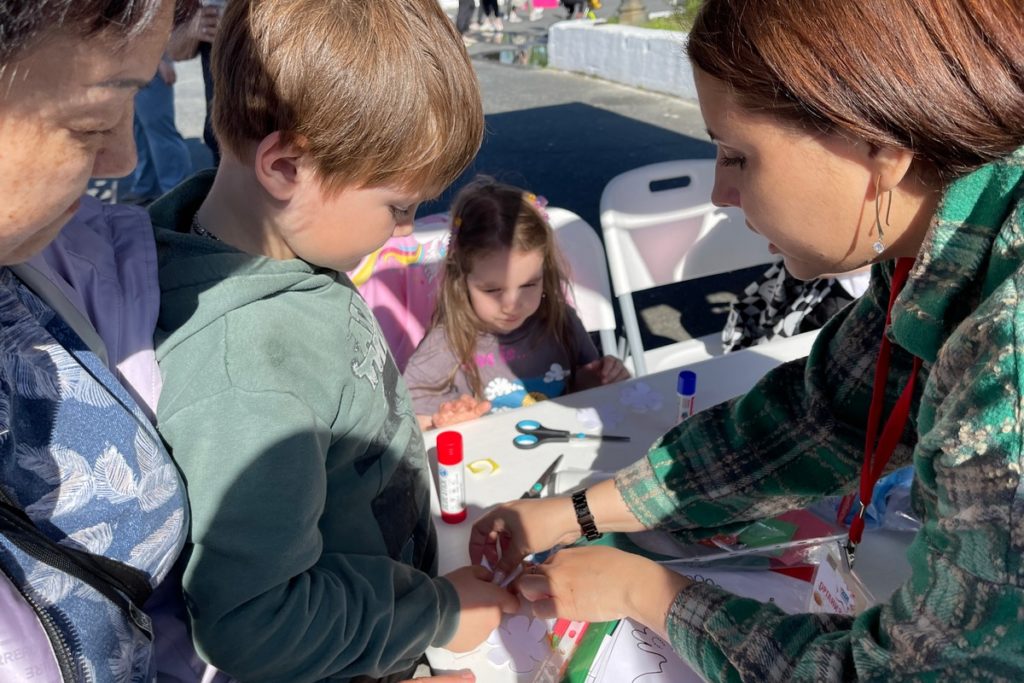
[468,497,580,580]
[432,395,491,428]
[443,565,519,652]
[575,355,631,390]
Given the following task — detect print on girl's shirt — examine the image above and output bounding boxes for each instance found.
[483,363,572,411]
[476,347,525,368]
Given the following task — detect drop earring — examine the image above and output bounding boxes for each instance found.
[873,175,892,255]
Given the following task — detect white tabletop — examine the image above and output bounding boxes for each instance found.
[424,334,816,575]
[423,334,913,680]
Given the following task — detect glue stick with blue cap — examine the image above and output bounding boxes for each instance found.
[677,370,697,423]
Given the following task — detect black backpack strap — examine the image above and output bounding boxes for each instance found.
[0,489,153,608]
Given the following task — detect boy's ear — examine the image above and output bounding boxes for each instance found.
[253,131,306,201]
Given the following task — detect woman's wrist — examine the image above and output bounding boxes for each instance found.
[582,477,646,534]
[625,560,692,639]
[553,495,582,541]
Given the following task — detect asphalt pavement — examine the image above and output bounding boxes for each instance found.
[170,2,757,351]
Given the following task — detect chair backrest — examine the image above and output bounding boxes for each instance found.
[600,159,779,375]
[545,207,618,356]
[600,159,774,296]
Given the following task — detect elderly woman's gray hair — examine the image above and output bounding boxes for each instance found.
[0,0,198,64]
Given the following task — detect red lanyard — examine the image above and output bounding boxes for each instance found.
[838,257,922,549]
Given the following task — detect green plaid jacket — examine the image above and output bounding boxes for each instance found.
[616,149,1024,682]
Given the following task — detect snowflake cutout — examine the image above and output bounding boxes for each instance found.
[620,381,664,413]
[485,614,550,674]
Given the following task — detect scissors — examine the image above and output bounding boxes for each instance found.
[520,454,564,499]
[512,419,631,450]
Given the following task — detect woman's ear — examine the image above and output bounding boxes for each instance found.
[253,131,306,202]
[870,145,916,196]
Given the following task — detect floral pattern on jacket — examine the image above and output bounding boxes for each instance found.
[0,268,188,682]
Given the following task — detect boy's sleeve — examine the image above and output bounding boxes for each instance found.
[161,388,460,682]
[403,327,463,416]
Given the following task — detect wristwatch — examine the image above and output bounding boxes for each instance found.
[571,489,602,541]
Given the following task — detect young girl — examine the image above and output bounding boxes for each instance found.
[404,178,629,430]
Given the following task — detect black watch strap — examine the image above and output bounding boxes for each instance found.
[571,489,602,541]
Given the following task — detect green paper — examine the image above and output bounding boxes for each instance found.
[560,620,620,683]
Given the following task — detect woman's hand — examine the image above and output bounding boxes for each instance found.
[515,546,691,632]
[432,395,491,428]
[575,355,631,390]
[468,497,579,579]
[469,478,645,580]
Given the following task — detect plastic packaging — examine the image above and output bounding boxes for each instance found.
[814,466,920,532]
[676,370,697,422]
[531,619,589,683]
[436,431,467,524]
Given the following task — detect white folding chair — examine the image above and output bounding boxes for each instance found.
[600,159,791,376]
[409,209,618,356]
[546,207,618,357]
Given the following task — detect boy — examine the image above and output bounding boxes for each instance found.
[149,1,517,681]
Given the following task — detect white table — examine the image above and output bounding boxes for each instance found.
[424,334,913,680]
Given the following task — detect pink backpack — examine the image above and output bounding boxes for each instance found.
[347,233,448,370]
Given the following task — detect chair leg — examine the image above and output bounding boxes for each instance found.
[599,329,617,358]
[617,335,629,361]
[618,293,648,376]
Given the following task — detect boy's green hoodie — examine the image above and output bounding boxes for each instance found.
[150,172,459,682]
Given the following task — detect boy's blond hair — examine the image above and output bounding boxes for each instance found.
[211,0,483,193]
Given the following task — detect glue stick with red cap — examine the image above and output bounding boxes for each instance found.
[436,431,467,524]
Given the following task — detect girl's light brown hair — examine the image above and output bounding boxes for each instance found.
[687,0,1024,183]
[432,178,579,399]
[211,0,483,193]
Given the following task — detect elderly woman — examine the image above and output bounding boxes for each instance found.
[472,0,1024,680]
[0,3,477,681]
[0,3,200,680]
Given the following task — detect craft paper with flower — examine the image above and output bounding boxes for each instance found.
[485,614,550,673]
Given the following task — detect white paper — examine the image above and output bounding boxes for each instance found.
[594,403,625,430]
[575,407,602,430]
[592,620,700,683]
[590,567,814,682]
[485,614,551,674]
